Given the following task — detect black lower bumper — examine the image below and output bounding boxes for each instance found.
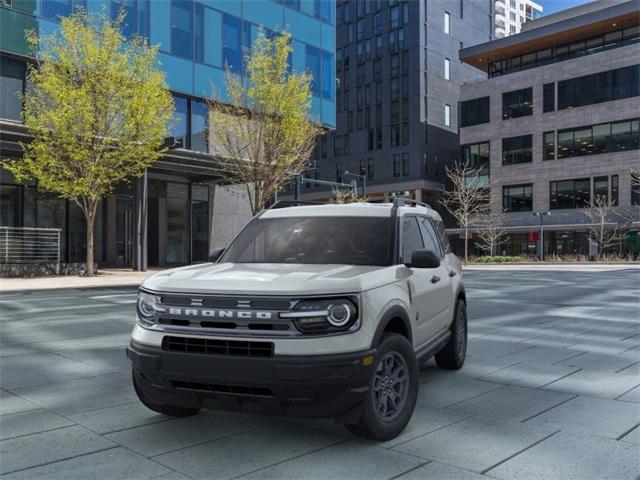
[126,341,376,421]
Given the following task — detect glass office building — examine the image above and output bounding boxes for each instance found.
[0,0,335,269]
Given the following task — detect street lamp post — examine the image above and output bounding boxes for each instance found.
[344,171,367,197]
[533,211,551,260]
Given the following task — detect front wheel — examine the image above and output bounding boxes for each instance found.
[133,372,200,417]
[346,333,418,441]
[434,300,467,370]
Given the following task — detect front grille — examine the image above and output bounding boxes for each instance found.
[171,380,275,397]
[159,294,291,310]
[162,336,274,358]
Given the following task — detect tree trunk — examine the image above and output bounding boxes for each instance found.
[464,226,468,265]
[86,216,95,276]
[84,200,98,277]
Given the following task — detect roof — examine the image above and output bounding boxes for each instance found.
[460,0,639,71]
[260,202,441,220]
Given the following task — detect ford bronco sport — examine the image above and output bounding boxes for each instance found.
[127,198,467,440]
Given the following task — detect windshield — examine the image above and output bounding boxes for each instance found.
[220,216,394,266]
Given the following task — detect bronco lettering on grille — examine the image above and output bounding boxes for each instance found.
[164,308,274,320]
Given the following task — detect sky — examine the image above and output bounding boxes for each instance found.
[540,0,593,15]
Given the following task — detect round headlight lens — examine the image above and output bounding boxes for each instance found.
[137,292,158,319]
[327,303,352,327]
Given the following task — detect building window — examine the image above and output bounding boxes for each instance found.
[376,129,383,149]
[334,135,342,156]
[321,50,334,100]
[367,158,374,179]
[444,58,451,80]
[368,129,374,150]
[444,104,451,127]
[611,175,619,206]
[444,11,450,34]
[112,0,149,38]
[558,64,640,110]
[374,12,383,34]
[170,95,189,148]
[543,82,555,113]
[391,125,400,146]
[393,155,401,176]
[550,178,591,209]
[0,56,25,121]
[557,118,640,159]
[390,5,400,29]
[336,161,342,183]
[543,131,555,160]
[594,175,608,202]
[502,134,532,165]
[305,45,321,97]
[190,99,208,153]
[632,172,640,206]
[503,184,533,213]
[488,28,640,78]
[460,96,489,127]
[171,0,194,59]
[402,153,409,176]
[461,142,490,182]
[502,87,533,119]
[222,13,242,71]
[343,133,350,155]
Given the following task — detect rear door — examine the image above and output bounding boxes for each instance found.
[418,216,455,333]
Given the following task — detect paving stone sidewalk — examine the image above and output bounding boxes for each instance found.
[0,269,639,479]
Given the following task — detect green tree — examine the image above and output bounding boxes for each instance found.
[208,31,321,215]
[3,11,173,276]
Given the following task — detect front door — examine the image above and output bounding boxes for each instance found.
[401,216,451,349]
[115,195,133,267]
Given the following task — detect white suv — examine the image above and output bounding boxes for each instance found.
[128,199,467,440]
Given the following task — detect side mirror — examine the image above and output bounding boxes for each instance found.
[406,249,440,269]
[208,248,225,263]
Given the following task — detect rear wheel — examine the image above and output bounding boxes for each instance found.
[346,333,418,441]
[434,300,467,370]
[133,372,200,417]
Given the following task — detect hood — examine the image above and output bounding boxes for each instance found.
[142,262,399,295]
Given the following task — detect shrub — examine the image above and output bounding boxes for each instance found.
[475,256,523,263]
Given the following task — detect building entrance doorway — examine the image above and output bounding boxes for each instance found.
[115,195,133,267]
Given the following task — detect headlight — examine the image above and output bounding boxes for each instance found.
[137,291,160,323]
[281,298,358,334]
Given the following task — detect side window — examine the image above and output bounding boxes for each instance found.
[434,219,451,253]
[418,217,442,257]
[402,217,424,263]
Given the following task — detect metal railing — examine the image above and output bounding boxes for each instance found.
[0,226,62,267]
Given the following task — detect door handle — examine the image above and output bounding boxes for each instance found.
[449,270,457,277]
[430,275,441,284]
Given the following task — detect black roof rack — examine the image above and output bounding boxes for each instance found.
[391,196,432,209]
[268,200,323,210]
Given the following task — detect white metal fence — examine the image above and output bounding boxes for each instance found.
[0,226,62,266]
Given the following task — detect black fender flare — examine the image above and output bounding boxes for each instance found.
[370,305,413,349]
[456,286,467,305]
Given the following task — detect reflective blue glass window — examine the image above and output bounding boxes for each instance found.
[222,14,242,72]
[111,0,137,38]
[195,3,205,63]
[191,99,208,153]
[41,0,72,20]
[170,95,189,148]
[139,0,149,38]
[314,0,332,22]
[305,45,321,97]
[170,1,193,59]
[321,50,333,100]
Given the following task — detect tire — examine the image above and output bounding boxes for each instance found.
[434,300,467,370]
[133,372,200,417]
[345,333,418,441]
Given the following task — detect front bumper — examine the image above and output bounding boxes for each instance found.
[127,340,376,421]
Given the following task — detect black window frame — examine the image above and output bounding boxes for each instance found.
[502,87,533,120]
[502,184,533,213]
[502,134,533,165]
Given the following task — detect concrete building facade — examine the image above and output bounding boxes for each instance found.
[458,0,639,257]
[293,0,492,205]
[494,0,542,38]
